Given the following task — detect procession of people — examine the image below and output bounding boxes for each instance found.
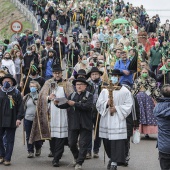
[0,0,170,169]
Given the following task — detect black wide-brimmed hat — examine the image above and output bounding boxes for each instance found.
[109,69,123,76]
[72,77,89,86]
[52,64,64,72]
[74,69,89,79]
[87,67,103,78]
[0,74,17,86]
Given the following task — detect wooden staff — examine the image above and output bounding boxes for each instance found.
[94,113,99,140]
[58,38,63,67]
[23,119,25,145]
[20,59,24,90]
[39,58,43,77]
[21,62,33,95]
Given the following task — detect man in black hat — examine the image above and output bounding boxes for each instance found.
[0,74,24,166]
[86,67,103,159]
[55,77,93,170]
[96,69,133,170]
[74,69,89,80]
[29,64,73,167]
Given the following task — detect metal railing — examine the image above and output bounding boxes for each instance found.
[10,0,39,32]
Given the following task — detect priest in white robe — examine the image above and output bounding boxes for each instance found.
[96,69,133,170]
[29,64,73,167]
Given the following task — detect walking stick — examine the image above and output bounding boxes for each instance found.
[21,62,33,95]
[58,38,63,67]
[23,120,25,145]
[40,58,43,77]
[94,113,99,140]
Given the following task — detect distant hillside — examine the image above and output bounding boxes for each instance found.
[0,0,32,40]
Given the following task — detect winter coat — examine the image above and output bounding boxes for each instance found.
[57,91,93,130]
[154,97,170,154]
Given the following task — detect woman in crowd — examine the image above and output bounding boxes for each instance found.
[70,55,90,80]
[23,80,43,158]
[133,68,161,138]
[1,52,16,78]
[13,50,24,85]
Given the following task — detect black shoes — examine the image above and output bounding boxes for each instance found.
[107,160,111,169]
[48,151,54,157]
[110,165,117,170]
[52,160,59,167]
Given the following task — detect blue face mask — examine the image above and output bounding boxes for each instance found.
[111,76,118,84]
[30,87,37,93]
[3,81,11,89]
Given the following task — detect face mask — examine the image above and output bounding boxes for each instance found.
[81,60,88,65]
[27,51,31,54]
[99,67,105,72]
[98,60,104,64]
[93,58,97,63]
[3,81,11,89]
[142,73,148,78]
[111,76,118,84]
[168,63,170,67]
[36,43,40,47]
[30,87,37,93]
[5,57,10,60]
[0,52,2,55]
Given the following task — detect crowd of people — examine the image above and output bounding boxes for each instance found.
[0,0,170,170]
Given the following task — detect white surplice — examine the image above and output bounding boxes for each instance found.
[96,86,133,140]
[50,86,68,138]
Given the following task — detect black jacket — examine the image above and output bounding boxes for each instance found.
[49,20,58,31]
[57,91,93,130]
[126,96,140,137]
[53,41,65,59]
[157,70,170,87]
[0,88,24,128]
[40,19,49,30]
[23,53,39,75]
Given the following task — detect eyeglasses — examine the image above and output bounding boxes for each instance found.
[76,83,86,86]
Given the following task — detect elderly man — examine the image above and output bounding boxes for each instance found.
[0,74,24,166]
[29,65,73,167]
[114,51,133,85]
[55,77,93,170]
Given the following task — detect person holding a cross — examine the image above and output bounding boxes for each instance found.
[96,69,133,170]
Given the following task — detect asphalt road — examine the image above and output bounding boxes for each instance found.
[0,127,160,170]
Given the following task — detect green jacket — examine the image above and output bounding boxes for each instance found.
[150,47,162,66]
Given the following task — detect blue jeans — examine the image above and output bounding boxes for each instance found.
[24,119,42,153]
[0,127,16,161]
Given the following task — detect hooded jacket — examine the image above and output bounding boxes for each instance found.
[154,97,170,154]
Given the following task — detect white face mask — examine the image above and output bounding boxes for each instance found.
[81,60,88,65]
[99,67,105,72]
[111,76,118,84]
